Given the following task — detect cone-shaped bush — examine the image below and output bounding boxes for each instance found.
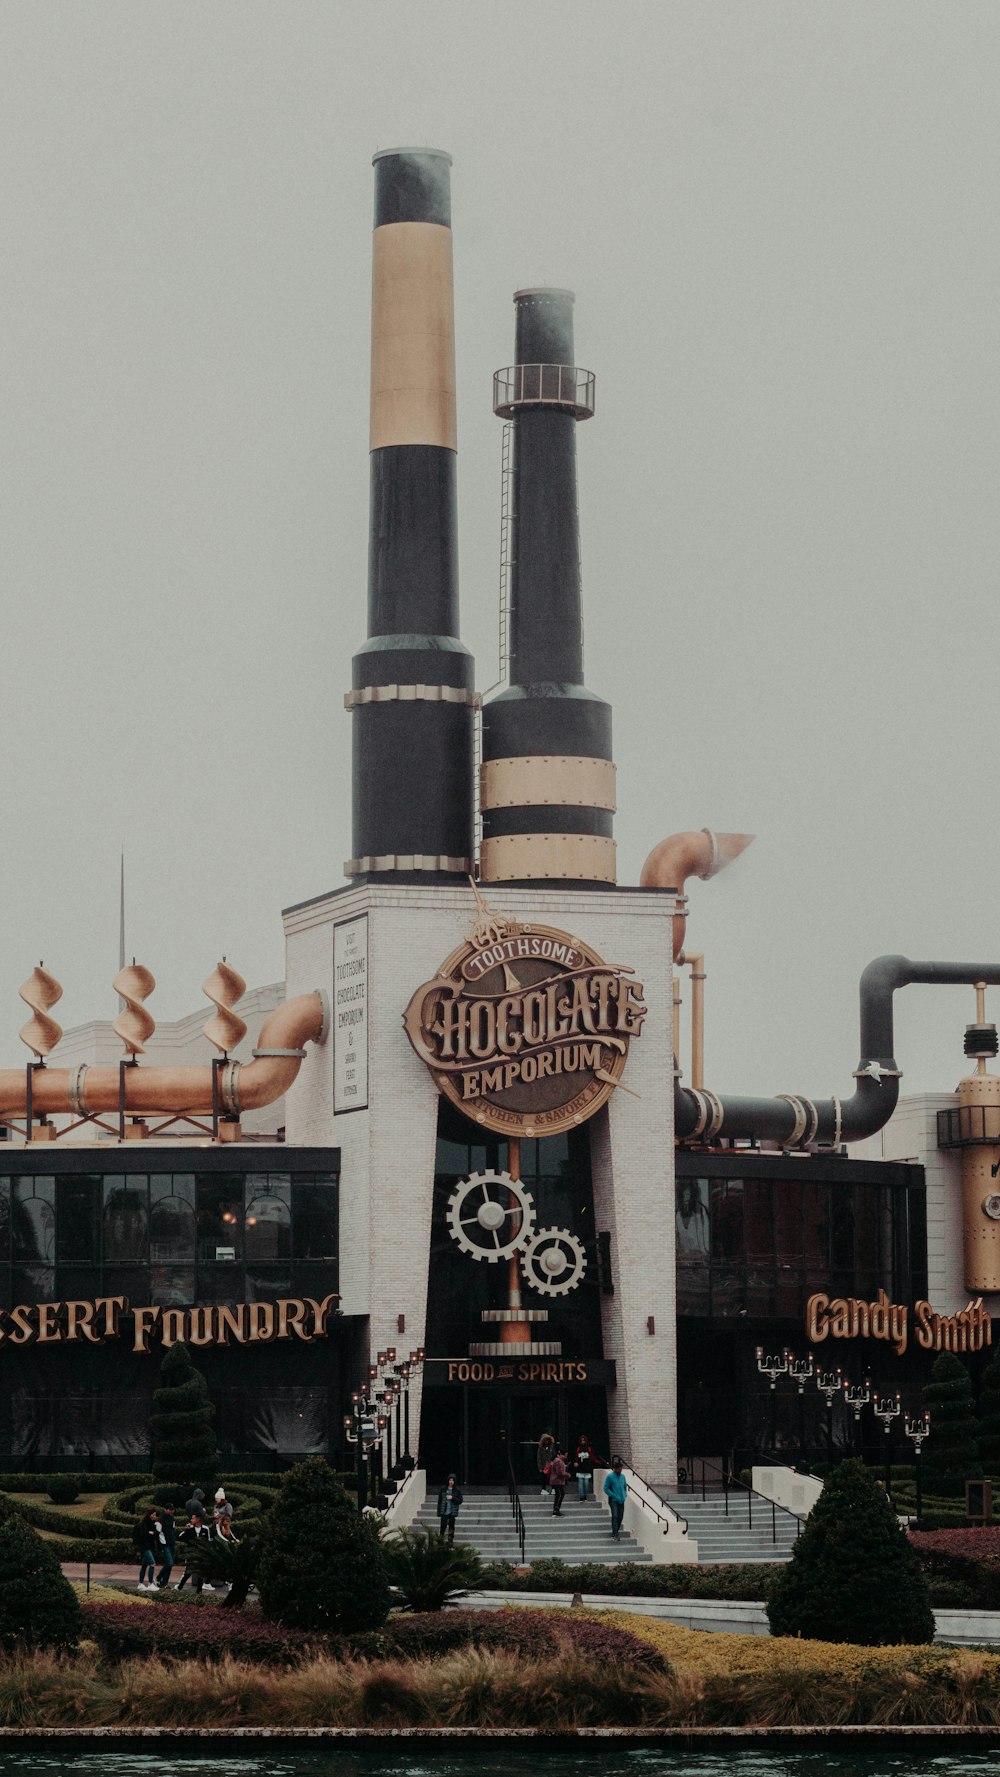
[257,1457,389,1634]
[923,1352,982,1497]
[0,1506,82,1651]
[766,1458,934,1645]
[150,1340,217,1488]
[978,1351,1000,1475]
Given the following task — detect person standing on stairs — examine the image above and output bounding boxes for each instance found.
[603,1456,628,1540]
[548,1449,569,1516]
[536,1429,555,1496]
[573,1435,598,1501]
[437,1473,463,1544]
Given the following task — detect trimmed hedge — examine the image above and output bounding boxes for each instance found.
[80,1601,319,1665]
[0,1475,143,1493]
[478,1558,779,1601]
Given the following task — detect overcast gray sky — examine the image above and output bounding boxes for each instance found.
[1,2,998,1106]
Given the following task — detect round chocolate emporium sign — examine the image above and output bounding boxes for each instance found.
[403,888,646,1138]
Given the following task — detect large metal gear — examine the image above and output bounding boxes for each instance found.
[446,1170,536,1263]
[520,1226,587,1297]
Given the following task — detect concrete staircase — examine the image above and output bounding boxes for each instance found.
[660,1489,801,1564]
[416,1487,651,1566]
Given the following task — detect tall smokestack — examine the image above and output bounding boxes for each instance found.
[480,289,615,886]
[345,149,475,880]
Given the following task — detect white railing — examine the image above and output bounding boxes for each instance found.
[595,1464,698,1565]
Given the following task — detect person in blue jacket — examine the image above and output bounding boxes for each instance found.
[603,1456,627,1541]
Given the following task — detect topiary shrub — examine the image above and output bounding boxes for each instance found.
[766,1458,934,1645]
[923,1352,982,1498]
[0,1507,82,1651]
[46,1475,82,1505]
[257,1457,389,1635]
[149,1342,217,1491]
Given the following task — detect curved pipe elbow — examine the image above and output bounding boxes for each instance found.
[641,830,754,959]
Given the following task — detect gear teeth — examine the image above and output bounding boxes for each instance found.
[520,1225,587,1297]
[445,1169,537,1264]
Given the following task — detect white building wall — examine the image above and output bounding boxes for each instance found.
[283,880,679,1482]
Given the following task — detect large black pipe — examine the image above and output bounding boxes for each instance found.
[346,149,474,880]
[676,956,1000,1147]
[480,289,615,887]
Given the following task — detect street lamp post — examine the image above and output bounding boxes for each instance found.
[815,1368,842,1464]
[904,1410,931,1523]
[786,1351,815,1467]
[873,1393,902,1498]
[755,1346,789,1452]
[842,1376,871,1456]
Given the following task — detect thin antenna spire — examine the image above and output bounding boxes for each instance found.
[118,851,126,1011]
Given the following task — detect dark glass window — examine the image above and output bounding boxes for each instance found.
[150,1175,196,1265]
[196,1176,243,1263]
[13,1177,55,1263]
[245,1177,291,1262]
[55,1266,101,1305]
[103,1177,148,1262]
[246,1263,292,1303]
[56,1177,101,1264]
[293,1178,338,1259]
[199,1266,247,1305]
[292,1261,338,1303]
[13,1264,54,1304]
[710,1179,744,1262]
[773,1179,800,1259]
[149,1267,195,1307]
[102,1267,146,1306]
[676,1178,710,1257]
[0,1177,10,1262]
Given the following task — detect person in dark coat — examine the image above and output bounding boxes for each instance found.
[573,1436,598,1501]
[436,1473,463,1543]
[548,1450,569,1516]
[174,1513,213,1591]
[185,1487,207,1521]
[132,1508,163,1590]
[154,1502,176,1589]
[536,1430,555,1497]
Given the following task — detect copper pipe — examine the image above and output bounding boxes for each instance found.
[640,829,753,959]
[501,1135,530,1345]
[0,992,327,1119]
[678,952,706,1090]
[672,976,682,1065]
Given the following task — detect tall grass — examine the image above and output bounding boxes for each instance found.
[2,1635,1000,1727]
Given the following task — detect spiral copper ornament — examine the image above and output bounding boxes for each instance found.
[202,960,247,1055]
[19,966,63,1058]
[112,964,156,1055]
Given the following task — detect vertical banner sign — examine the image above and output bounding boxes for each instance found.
[334,915,369,1113]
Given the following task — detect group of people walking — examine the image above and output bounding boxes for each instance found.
[132,1485,238,1592]
[536,1433,600,1515]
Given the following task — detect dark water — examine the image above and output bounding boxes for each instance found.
[0,1752,998,1777]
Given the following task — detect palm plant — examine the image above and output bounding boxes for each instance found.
[382,1526,484,1612]
[184,1534,260,1609]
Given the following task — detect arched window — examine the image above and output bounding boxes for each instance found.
[245,1178,291,1263]
[150,1175,196,1265]
[103,1179,148,1263]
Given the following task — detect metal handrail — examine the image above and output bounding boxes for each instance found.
[679,1455,805,1543]
[506,1451,526,1566]
[614,1457,688,1537]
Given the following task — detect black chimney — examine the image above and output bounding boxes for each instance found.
[480,289,615,885]
[345,149,475,880]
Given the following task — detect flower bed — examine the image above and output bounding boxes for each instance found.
[81,1601,320,1665]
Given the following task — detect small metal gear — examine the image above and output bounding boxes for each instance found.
[520,1226,587,1297]
[446,1170,536,1263]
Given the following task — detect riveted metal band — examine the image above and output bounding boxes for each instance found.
[344,853,471,875]
[777,1093,818,1148]
[832,1096,842,1148]
[220,1062,241,1117]
[685,1089,724,1142]
[479,833,616,884]
[252,1047,306,1060]
[68,1064,89,1116]
[480,755,617,812]
[344,683,476,709]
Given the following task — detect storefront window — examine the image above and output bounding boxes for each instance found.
[196,1176,244,1263]
[149,1266,195,1306]
[676,1179,710,1256]
[710,1179,744,1263]
[293,1179,337,1258]
[13,1177,55,1263]
[150,1176,196,1265]
[245,1178,291,1262]
[0,1178,11,1263]
[56,1178,101,1264]
[103,1178,148,1263]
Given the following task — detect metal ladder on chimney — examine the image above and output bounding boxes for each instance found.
[473,422,514,870]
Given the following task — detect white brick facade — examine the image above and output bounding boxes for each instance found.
[283,881,680,1483]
